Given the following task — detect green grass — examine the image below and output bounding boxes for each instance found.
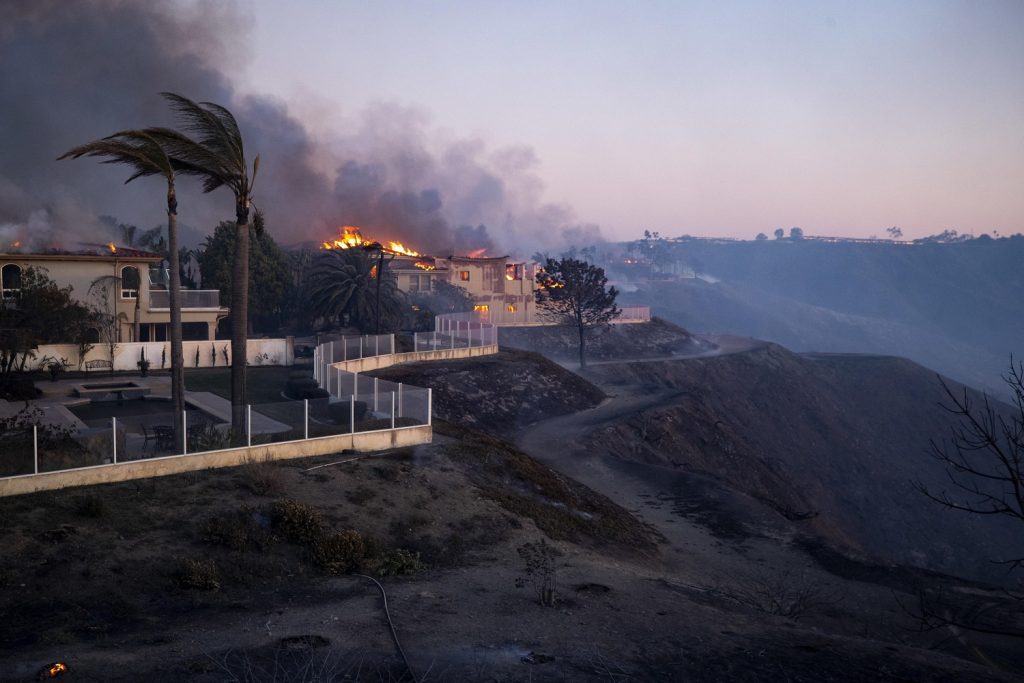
[185,366,298,403]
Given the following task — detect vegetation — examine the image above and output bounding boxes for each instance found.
[303,248,405,333]
[0,267,92,398]
[408,280,475,331]
[155,92,259,441]
[60,127,202,454]
[516,538,559,607]
[534,257,620,368]
[197,211,291,334]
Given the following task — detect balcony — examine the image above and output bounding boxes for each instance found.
[148,289,222,310]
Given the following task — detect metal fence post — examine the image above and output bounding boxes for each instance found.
[359,336,364,359]
[183,410,188,455]
[374,377,379,412]
[33,425,38,474]
[350,395,355,435]
[304,398,309,440]
[469,324,473,348]
[336,367,342,399]
[390,333,395,354]
[354,372,359,401]
[112,417,117,463]
[331,340,335,363]
[391,392,396,429]
[343,337,347,361]
[375,335,379,357]
[398,383,403,417]
[433,329,437,350]
[427,388,432,426]
[247,404,252,447]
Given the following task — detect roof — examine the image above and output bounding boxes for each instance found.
[0,246,162,262]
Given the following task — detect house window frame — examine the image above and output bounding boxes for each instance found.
[1,263,21,299]
[460,270,470,282]
[120,265,140,300]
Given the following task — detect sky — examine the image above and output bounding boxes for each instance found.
[1,1,1021,252]
[240,0,1024,241]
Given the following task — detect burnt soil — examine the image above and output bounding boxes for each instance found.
[1,323,1021,681]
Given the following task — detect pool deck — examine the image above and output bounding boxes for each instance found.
[1,374,290,436]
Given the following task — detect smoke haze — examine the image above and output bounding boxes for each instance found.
[0,0,597,256]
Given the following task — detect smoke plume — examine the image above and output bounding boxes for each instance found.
[0,0,599,257]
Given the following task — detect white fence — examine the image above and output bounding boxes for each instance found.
[31,338,293,372]
[1,332,429,483]
[615,305,651,323]
[412,312,498,352]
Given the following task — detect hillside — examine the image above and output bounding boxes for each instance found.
[618,236,1024,398]
[584,344,1024,584]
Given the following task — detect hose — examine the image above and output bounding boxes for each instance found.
[355,573,417,683]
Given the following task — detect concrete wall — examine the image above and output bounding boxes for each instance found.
[0,425,431,498]
[327,344,498,375]
[33,337,294,371]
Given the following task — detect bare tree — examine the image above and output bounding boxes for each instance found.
[910,359,1024,639]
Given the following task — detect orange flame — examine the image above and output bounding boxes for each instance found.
[47,662,68,677]
[466,248,487,258]
[321,226,421,257]
[107,242,117,254]
[414,261,435,271]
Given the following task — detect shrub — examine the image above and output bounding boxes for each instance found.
[516,538,560,607]
[270,499,325,544]
[176,558,221,591]
[374,548,425,577]
[201,510,273,552]
[73,494,107,518]
[239,458,285,496]
[311,530,365,575]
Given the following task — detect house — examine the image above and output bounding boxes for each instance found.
[1,246,228,342]
[390,254,540,325]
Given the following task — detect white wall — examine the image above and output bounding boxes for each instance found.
[32,338,294,371]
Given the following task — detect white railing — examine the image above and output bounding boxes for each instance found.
[413,311,498,352]
[615,305,651,323]
[148,289,222,310]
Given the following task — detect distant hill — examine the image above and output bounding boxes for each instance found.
[618,236,1024,397]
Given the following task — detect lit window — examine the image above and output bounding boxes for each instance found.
[460,270,470,281]
[473,304,489,313]
[507,304,516,313]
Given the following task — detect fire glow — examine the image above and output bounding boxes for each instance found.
[107,242,117,254]
[46,662,68,677]
[320,226,421,257]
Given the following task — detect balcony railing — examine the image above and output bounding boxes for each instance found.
[149,289,222,310]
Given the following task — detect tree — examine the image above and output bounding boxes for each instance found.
[304,248,405,334]
[0,267,92,393]
[153,93,258,438]
[774,228,785,240]
[910,360,1024,638]
[60,128,201,453]
[789,227,804,240]
[408,281,475,331]
[886,226,903,240]
[534,257,620,369]
[755,232,768,241]
[197,211,290,333]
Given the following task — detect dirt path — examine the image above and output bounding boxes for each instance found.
[515,349,806,589]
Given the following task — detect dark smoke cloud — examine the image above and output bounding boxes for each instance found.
[0,0,601,257]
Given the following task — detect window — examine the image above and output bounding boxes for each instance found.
[408,274,420,292]
[505,263,523,280]
[473,303,490,321]
[460,270,470,281]
[1,264,21,299]
[120,266,140,299]
[506,304,517,313]
[85,327,100,343]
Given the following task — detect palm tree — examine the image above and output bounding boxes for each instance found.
[305,248,403,333]
[60,130,196,453]
[151,93,258,439]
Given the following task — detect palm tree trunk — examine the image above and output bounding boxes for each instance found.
[133,296,140,342]
[167,184,186,453]
[230,202,250,442]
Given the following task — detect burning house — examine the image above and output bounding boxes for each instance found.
[1,244,227,342]
[321,227,540,325]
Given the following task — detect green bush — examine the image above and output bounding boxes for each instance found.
[270,499,325,544]
[176,558,221,591]
[311,530,365,575]
[374,548,425,577]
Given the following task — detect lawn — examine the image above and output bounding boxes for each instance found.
[185,366,304,403]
